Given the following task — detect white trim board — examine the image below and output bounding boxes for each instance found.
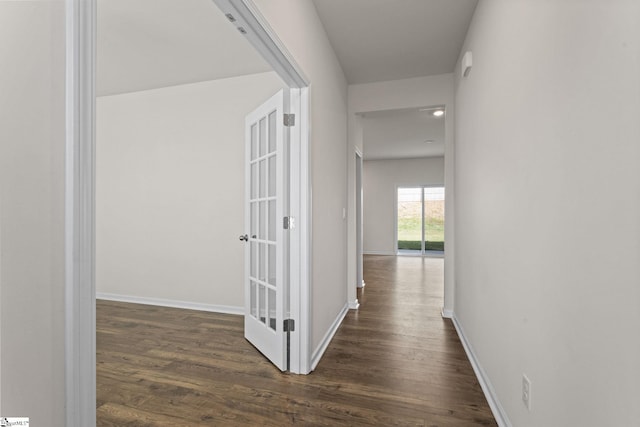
[451,314,512,427]
[310,302,349,371]
[214,0,308,88]
[65,0,96,425]
[96,293,243,316]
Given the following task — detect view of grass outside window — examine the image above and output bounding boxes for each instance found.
[397,186,444,253]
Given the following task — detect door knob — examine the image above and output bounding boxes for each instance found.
[239,234,249,242]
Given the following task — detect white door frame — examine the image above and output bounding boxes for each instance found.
[64,0,312,425]
[213,0,311,376]
[65,0,96,425]
[355,149,364,290]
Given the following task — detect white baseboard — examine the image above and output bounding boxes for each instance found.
[348,299,360,310]
[363,250,396,256]
[450,314,511,427]
[96,292,244,316]
[441,308,453,318]
[310,302,349,371]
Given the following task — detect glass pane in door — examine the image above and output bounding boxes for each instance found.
[423,187,445,252]
[397,187,422,253]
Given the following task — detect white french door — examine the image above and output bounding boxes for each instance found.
[242,90,289,371]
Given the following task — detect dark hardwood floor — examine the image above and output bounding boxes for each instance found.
[97,255,497,426]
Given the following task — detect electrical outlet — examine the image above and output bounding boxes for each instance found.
[522,374,532,411]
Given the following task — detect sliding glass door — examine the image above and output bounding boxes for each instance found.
[397,186,444,255]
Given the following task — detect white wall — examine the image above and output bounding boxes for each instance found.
[348,75,455,311]
[252,0,349,354]
[0,1,66,424]
[363,158,445,254]
[97,72,285,310]
[454,1,640,426]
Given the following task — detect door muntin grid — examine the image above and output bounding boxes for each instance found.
[248,111,278,332]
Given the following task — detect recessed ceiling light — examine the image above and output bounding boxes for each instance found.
[433,110,444,117]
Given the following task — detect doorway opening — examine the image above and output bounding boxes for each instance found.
[354,104,449,314]
[66,0,312,423]
[396,185,445,256]
[94,0,309,373]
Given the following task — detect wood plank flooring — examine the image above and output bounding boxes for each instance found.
[97,255,497,426]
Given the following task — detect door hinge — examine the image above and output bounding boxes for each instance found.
[283,216,295,230]
[283,318,295,332]
[283,113,295,127]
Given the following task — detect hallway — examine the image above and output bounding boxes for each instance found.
[323,255,496,425]
[96,255,496,425]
